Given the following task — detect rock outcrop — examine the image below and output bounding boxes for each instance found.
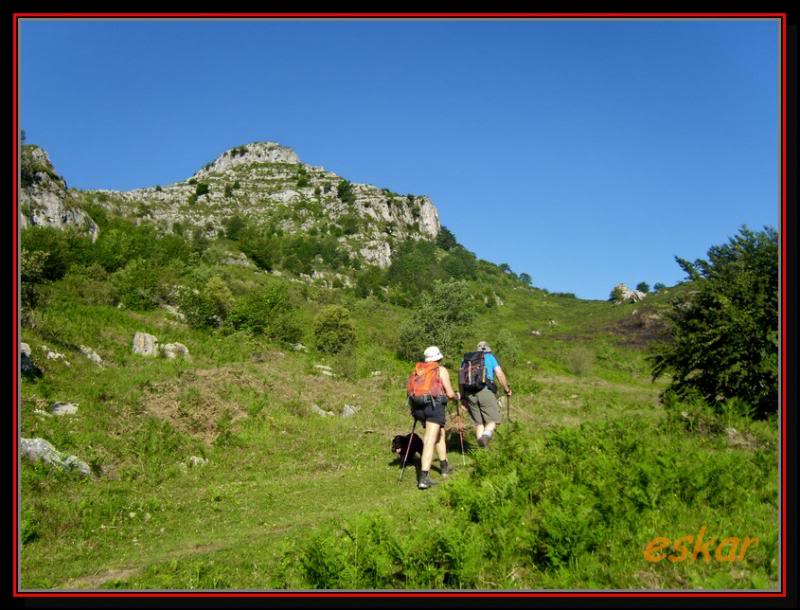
[20,437,92,477]
[20,145,99,240]
[80,141,441,270]
[611,283,647,304]
[132,332,159,357]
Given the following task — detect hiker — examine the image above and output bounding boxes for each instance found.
[406,345,460,490]
[459,341,512,448]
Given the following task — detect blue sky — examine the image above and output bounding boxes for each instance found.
[19,18,780,300]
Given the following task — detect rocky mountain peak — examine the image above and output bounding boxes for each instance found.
[192,142,300,179]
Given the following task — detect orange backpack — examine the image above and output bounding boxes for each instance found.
[406,361,444,399]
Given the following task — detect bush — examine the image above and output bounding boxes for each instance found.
[227,283,302,345]
[313,305,357,355]
[609,285,626,303]
[56,264,118,306]
[397,280,476,361]
[337,179,355,205]
[492,329,522,366]
[224,215,246,241]
[110,258,164,310]
[650,226,778,417]
[178,276,234,329]
[195,182,210,197]
[636,282,650,293]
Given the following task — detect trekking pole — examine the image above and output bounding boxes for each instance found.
[450,398,466,467]
[506,392,511,423]
[398,418,418,483]
[457,409,466,466]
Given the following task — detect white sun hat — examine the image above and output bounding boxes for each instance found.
[424,346,444,362]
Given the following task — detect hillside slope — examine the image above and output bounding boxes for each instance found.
[18,143,777,591]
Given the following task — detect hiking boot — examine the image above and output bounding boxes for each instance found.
[440,462,454,478]
[418,474,437,490]
[477,434,490,448]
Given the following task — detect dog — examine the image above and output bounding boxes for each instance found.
[391,432,424,463]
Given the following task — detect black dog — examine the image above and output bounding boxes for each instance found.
[391,432,424,463]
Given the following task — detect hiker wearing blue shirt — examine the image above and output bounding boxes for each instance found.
[460,341,512,447]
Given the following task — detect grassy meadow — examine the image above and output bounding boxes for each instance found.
[19,263,779,590]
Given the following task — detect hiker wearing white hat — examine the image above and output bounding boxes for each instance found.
[406,345,460,489]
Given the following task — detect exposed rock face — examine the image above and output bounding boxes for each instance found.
[20,145,99,241]
[20,437,92,477]
[612,283,647,303]
[132,332,159,357]
[81,141,441,271]
[191,142,300,179]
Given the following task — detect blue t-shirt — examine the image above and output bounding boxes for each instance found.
[483,353,500,382]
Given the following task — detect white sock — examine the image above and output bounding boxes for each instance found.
[484,430,493,438]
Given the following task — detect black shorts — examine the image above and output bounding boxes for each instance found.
[410,395,447,427]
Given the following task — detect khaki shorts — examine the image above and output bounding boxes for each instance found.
[464,387,502,425]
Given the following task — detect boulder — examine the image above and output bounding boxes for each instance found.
[51,402,78,416]
[341,404,359,418]
[41,345,69,365]
[20,343,42,379]
[132,332,159,357]
[20,437,92,477]
[161,342,190,359]
[612,283,647,304]
[311,404,335,417]
[188,455,208,468]
[79,345,103,365]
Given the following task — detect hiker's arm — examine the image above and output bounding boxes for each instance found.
[440,367,460,400]
[495,366,512,396]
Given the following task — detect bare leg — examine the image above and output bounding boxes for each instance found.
[421,422,441,473]
[435,428,447,462]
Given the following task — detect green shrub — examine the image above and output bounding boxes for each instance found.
[56,264,118,306]
[227,283,302,345]
[195,182,210,197]
[337,179,355,205]
[177,276,234,329]
[313,305,357,355]
[110,257,164,310]
[650,226,778,417]
[492,328,522,366]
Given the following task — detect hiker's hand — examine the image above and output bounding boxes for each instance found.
[505,388,513,397]
[458,403,467,414]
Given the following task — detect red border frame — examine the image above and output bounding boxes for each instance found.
[12,11,788,600]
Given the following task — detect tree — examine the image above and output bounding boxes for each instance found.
[397,280,476,361]
[653,282,666,292]
[435,226,458,251]
[519,272,533,287]
[650,226,778,418]
[609,285,625,303]
[636,282,650,293]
